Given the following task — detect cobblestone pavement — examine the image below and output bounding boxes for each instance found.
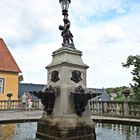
[0,110,43,123]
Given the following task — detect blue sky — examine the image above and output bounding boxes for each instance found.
[0,0,140,88]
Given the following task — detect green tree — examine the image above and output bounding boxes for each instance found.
[18,74,24,82]
[105,86,130,101]
[122,55,140,101]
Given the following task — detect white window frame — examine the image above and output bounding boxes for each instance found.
[0,78,4,94]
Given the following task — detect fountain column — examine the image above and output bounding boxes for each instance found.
[34,1,96,139]
[35,47,96,140]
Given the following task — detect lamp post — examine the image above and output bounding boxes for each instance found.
[59,0,71,19]
[59,0,75,48]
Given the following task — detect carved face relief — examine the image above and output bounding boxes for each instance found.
[51,71,60,83]
[71,70,82,83]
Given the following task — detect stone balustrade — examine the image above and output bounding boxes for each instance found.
[0,100,140,119]
[0,100,42,110]
[89,100,140,118]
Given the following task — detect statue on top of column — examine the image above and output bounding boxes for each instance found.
[59,18,75,48]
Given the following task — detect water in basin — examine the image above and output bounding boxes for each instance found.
[0,122,140,140]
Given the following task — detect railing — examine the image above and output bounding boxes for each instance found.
[0,100,140,119]
[0,100,42,110]
[89,100,140,118]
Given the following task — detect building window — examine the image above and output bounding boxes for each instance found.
[0,78,4,94]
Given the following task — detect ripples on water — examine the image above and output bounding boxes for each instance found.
[0,122,140,140]
[96,123,140,140]
[0,122,39,140]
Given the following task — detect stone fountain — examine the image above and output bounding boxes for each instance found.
[31,1,100,139]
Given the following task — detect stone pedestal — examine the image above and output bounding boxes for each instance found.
[36,47,96,140]
[36,115,96,140]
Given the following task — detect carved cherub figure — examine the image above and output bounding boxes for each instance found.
[59,18,74,46]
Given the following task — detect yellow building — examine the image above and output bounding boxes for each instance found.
[0,38,21,100]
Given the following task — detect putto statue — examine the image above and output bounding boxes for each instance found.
[59,18,75,48]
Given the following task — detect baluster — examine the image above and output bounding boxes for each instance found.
[130,103,134,116]
[136,103,140,117]
[112,103,116,115]
[138,104,140,117]
[109,103,112,115]
[133,104,136,116]
[33,101,36,110]
[35,101,38,110]
[98,101,102,115]
[107,102,110,114]
[14,101,17,109]
[4,101,7,110]
[124,100,129,116]
[88,101,91,114]
[0,101,2,110]
[120,103,123,115]
[103,102,107,114]
[116,103,120,115]
[37,100,39,109]
[13,101,15,109]
[0,101,1,110]
[111,102,114,115]
[1,101,3,110]
[15,101,17,109]
[102,101,104,115]
[91,101,95,114]
[0,101,3,110]
[95,101,98,114]
[17,100,20,110]
[19,100,22,110]
[11,101,14,109]
[33,101,35,110]
[13,101,16,109]
[94,101,98,114]
[89,101,92,114]
[39,99,43,110]
[120,102,123,115]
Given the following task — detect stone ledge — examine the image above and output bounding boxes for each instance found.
[36,132,96,140]
[52,47,82,56]
[91,115,140,126]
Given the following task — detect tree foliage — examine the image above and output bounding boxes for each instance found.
[105,86,131,101]
[122,55,140,101]
[18,74,24,83]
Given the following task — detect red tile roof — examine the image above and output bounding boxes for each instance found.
[0,38,21,73]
